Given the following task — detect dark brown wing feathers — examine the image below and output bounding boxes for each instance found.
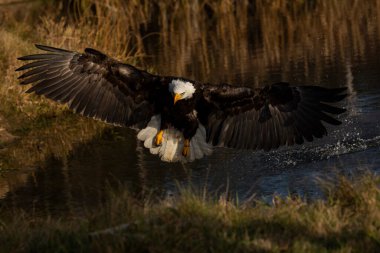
[198,82,347,151]
[17,44,157,127]
[17,45,347,152]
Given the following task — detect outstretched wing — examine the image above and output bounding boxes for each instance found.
[17,45,161,127]
[197,82,347,150]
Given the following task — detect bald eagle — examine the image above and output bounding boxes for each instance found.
[16,45,347,162]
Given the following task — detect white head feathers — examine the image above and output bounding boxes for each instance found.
[169,79,196,100]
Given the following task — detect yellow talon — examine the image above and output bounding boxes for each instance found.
[155,130,164,146]
[182,139,190,157]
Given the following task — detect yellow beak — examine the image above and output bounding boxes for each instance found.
[173,93,182,104]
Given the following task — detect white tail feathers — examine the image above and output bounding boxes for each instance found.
[137,115,212,162]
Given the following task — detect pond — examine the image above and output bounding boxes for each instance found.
[1,3,380,216]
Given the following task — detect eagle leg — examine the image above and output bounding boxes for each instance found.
[182,139,190,157]
[155,130,164,146]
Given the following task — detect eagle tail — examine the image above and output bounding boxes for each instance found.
[137,115,212,162]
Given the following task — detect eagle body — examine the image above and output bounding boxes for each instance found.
[158,79,199,138]
[17,45,348,162]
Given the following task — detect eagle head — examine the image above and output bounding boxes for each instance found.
[169,79,196,104]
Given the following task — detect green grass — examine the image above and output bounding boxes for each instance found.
[0,2,126,170]
[1,174,380,252]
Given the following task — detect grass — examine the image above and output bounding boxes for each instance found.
[0,174,380,252]
[0,1,133,170]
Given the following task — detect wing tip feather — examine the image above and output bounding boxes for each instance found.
[35,44,73,53]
